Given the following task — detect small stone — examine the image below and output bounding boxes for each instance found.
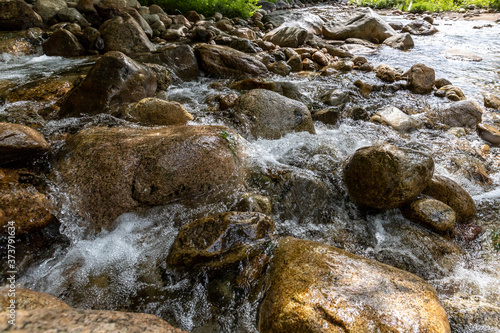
[121,98,193,126]
[484,93,500,110]
[219,93,239,110]
[312,108,341,125]
[370,106,420,132]
[477,123,500,147]
[268,60,291,76]
[376,64,396,83]
[312,51,329,66]
[401,198,456,233]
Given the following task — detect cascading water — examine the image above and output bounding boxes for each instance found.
[2,5,500,333]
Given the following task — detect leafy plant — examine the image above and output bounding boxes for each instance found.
[352,0,500,11]
[139,0,260,18]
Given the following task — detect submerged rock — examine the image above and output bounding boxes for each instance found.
[343,144,434,210]
[259,237,451,333]
[53,125,247,230]
[59,51,157,117]
[195,44,268,79]
[444,48,482,62]
[0,123,50,165]
[167,211,274,270]
[322,8,397,43]
[401,198,456,233]
[233,89,315,140]
[422,175,477,222]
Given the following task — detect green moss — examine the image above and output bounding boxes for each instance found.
[492,228,500,251]
[351,0,500,12]
[138,0,260,18]
[220,130,237,156]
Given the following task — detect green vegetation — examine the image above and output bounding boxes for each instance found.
[139,0,260,18]
[352,0,500,12]
[492,228,500,251]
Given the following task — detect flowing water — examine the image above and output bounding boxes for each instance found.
[2,5,500,333]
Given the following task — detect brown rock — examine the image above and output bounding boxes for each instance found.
[312,51,329,66]
[0,169,55,235]
[443,296,500,332]
[477,123,500,147]
[121,98,193,126]
[233,89,315,140]
[0,0,43,31]
[435,78,452,89]
[53,125,247,230]
[0,287,70,311]
[301,58,316,71]
[42,29,85,57]
[422,175,477,222]
[484,93,500,110]
[99,13,154,54]
[401,198,456,233]
[375,64,396,83]
[0,123,50,165]
[0,308,187,332]
[312,108,340,125]
[382,32,414,50]
[234,193,272,215]
[59,51,157,117]
[440,100,482,128]
[343,143,434,210]
[259,237,451,333]
[263,26,308,48]
[407,63,435,94]
[167,211,274,270]
[219,93,239,110]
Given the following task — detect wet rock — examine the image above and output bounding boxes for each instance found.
[322,8,397,43]
[263,26,308,48]
[477,123,500,147]
[195,44,268,79]
[56,8,89,27]
[321,89,349,106]
[214,19,233,32]
[80,26,103,51]
[262,10,323,34]
[312,51,329,66]
[312,108,340,125]
[258,1,276,14]
[436,85,466,101]
[229,38,258,54]
[233,89,314,140]
[375,64,396,83]
[76,0,95,14]
[122,7,152,39]
[99,13,154,54]
[402,20,439,35]
[167,211,274,270]
[435,78,452,89]
[444,48,482,62]
[230,27,256,41]
[443,296,500,333]
[422,175,477,222]
[370,105,420,132]
[7,78,73,103]
[484,93,500,110]
[440,100,482,128]
[0,31,41,56]
[53,125,247,230]
[382,32,414,50]
[0,0,43,31]
[401,198,456,233]
[301,58,316,71]
[286,54,302,72]
[0,308,187,332]
[0,287,70,311]
[234,193,272,215]
[59,51,157,117]
[230,79,309,104]
[407,63,435,94]
[389,21,403,30]
[219,93,239,110]
[0,169,55,235]
[33,0,67,23]
[121,98,193,126]
[259,237,451,333]
[0,123,50,165]
[343,144,434,210]
[42,29,85,57]
[268,61,291,76]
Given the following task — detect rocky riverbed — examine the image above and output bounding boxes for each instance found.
[1,0,500,332]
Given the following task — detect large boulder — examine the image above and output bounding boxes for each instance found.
[407,63,435,94]
[99,13,154,54]
[0,287,70,311]
[0,308,187,332]
[42,29,85,57]
[262,10,324,34]
[322,8,397,43]
[0,123,50,165]
[259,237,451,333]
[343,144,434,210]
[233,89,315,140]
[422,175,477,222]
[121,97,193,126]
[263,26,309,48]
[439,100,482,128]
[0,0,43,31]
[33,0,67,23]
[382,32,414,50]
[167,211,274,270]
[195,44,268,79]
[53,125,247,230]
[0,169,55,235]
[443,296,500,333]
[59,51,157,117]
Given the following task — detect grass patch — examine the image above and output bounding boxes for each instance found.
[352,0,500,12]
[139,0,260,18]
